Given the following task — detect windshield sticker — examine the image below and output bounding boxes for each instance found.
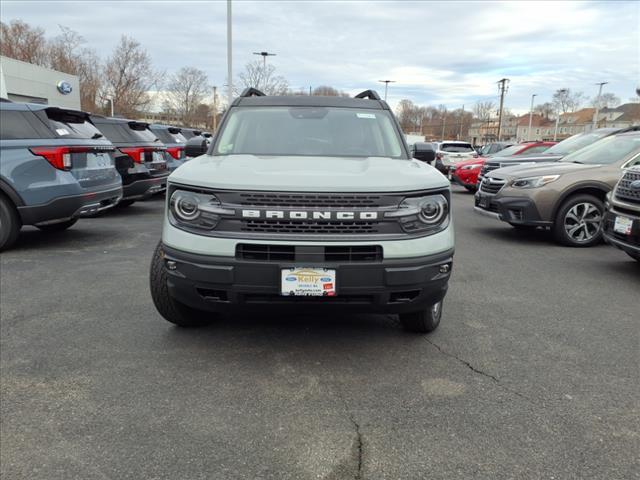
[56,128,70,136]
[356,113,376,119]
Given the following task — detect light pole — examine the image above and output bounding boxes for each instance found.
[108,98,114,117]
[592,81,608,130]
[527,93,537,141]
[212,86,218,131]
[378,80,395,101]
[253,51,276,70]
[226,0,233,106]
[553,88,568,141]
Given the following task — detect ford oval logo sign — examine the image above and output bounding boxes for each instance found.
[57,81,73,95]
[630,180,640,191]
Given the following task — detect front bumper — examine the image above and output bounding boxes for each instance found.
[603,207,640,256]
[160,244,454,314]
[17,185,123,226]
[474,193,551,226]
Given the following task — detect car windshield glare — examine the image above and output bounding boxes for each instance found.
[545,132,607,155]
[440,143,473,153]
[560,134,640,165]
[215,107,404,158]
[491,145,523,156]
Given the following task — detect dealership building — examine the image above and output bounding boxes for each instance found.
[0,55,80,110]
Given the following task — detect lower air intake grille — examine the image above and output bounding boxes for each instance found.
[236,244,383,262]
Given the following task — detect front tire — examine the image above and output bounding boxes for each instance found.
[149,242,217,327]
[36,219,77,232]
[399,301,443,333]
[0,194,21,252]
[552,194,604,247]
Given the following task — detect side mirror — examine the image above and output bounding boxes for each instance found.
[185,136,208,158]
[412,142,436,163]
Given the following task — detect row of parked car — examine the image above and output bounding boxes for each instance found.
[0,100,212,251]
[411,128,640,260]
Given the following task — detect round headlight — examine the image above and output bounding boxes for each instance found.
[171,192,201,221]
[419,199,444,224]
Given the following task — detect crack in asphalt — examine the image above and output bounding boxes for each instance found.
[424,337,537,406]
[348,413,364,480]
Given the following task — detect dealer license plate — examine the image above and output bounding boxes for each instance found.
[476,194,489,208]
[281,267,336,296]
[613,215,633,235]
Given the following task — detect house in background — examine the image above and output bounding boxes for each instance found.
[517,114,556,142]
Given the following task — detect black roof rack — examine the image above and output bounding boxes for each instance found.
[240,87,266,97]
[0,97,13,103]
[354,90,381,100]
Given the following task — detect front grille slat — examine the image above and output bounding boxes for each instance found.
[236,244,382,262]
[615,170,640,205]
[479,177,506,194]
[237,193,383,208]
[241,219,379,234]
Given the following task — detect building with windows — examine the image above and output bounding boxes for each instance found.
[0,55,80,110]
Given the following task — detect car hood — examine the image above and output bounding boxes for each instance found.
[486,152,564,164]
[489,162,601,179]
[169,154,449,192]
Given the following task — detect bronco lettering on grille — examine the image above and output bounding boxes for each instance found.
[241,210,379,220]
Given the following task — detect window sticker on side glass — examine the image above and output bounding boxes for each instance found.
[56,128,70,136]
[356,113,376,119]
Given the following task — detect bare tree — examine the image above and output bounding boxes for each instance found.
[534,102,555,119]
[163,67,210,125]
[0,19,49,65]
[100,35,159,117]
[237,60,288,95]
[311,86,349,97]
[48,26,101,112]
[552,88,585,113]
[591,92,621,110]
[473,101,496,120]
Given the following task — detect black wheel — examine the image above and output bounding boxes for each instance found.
[116,200,135,208]
[399,300,443,333]
[552,194,604,247]
[0,194,21,252]
[149,242,217,327]
[36,219,77,232]
[508,223,537,230]
[464,185,477,193]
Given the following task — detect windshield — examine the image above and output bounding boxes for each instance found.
[215,107,404,157]
[491,144,525,157]
[545,131,610,155]
[440,143,473,153]
[560,134,640,165]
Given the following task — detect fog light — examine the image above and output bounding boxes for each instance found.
[166,260,177,271]
[439,264,450,274]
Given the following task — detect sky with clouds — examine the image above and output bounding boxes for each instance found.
[2,0,638,113]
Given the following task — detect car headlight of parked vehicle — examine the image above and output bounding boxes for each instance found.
[510,175,560,189]
[386,194,449,233]
[169,189,232,230]
[460,163,482,170]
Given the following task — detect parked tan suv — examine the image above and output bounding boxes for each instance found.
[474,129,640,247]
[603,166,640,261]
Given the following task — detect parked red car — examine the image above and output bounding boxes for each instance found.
[450,141,556,191]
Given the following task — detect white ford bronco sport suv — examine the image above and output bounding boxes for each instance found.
[149,89,454,333]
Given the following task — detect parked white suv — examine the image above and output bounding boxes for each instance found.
[149,89,455,333]
[434,141,478,175]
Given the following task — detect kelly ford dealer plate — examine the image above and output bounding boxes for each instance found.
[613,215,633,235]
[281,267,336,296]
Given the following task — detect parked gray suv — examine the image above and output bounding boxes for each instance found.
[0,101,123,251]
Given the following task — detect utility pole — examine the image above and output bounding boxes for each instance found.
[496,78,509,141]
[212,86,218,131]
[253,51,276,70]
[527,93,537,141]
[309,86,312,96]
[458,104,465,140]
[378,80,395,101]
[441,109,447,140]
[554,88,568,141]
[108,98,114,117]
[226,0,233,106]
[592,82,608,130]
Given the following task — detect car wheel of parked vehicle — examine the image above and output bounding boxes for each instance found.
[116,200,135,208]
[553,194,604,247]
[36,219,77,232]
[150,242,217,327]
[399,301,443,333]
[0,194,21,252]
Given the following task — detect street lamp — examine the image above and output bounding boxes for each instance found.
[227,0,233,106]
[527,94,537,141]
[592,82,608,130]
[553,88,568,141]
[253,51,276,70]
[378,80,395,101]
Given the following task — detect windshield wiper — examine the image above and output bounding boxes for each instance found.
[91,133,103,139]
[572,160,584,164]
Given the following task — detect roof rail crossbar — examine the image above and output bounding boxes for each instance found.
[354,90,381,100]
[241,87,266,97]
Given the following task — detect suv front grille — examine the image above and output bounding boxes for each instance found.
[241,219,379,234]
[236,244,383,262]
[479,178,506,194]
[237,192,383,208]
[615,170,640,205]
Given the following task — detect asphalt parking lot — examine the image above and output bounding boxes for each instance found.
[1,186,638,480]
